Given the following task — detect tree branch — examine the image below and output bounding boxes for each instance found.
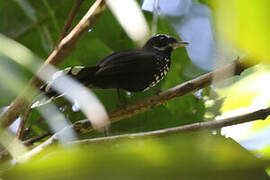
[0,0,106,128]
[23,132,52,146]
[20,102,270,161]
[74,58,254,135]
[15,0,85,140]
[57,0,85,43]
[15,105,32,140]
[73,107,270,144]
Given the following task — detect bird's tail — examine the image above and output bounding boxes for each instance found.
[31,66,99,108]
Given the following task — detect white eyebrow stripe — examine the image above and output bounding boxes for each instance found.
[155,34,170,39]
[153,45,169,51]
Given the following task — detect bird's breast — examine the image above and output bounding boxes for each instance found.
[145,57,171,90]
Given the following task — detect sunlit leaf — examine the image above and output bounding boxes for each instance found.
[213,0,270,62]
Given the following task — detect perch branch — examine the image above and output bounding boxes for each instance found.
[74,58,254,135]
[0,0,106,128]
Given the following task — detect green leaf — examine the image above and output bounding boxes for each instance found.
[2,133,268,180]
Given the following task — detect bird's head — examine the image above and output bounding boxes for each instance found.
[143,34,188,54]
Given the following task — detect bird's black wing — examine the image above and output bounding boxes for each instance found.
[96,50,156,76]
[94,49,160,92]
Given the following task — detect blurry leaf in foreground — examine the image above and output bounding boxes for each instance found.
[2,133,269,180]
[0,33,109,131]
[213,0,270,62]
[0,128,27,161]
[215,65,270,157]
[106,0,150,46]
[220,65,270,113]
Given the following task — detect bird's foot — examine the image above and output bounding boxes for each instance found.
[117,89,127,108]
[103,126,109,137]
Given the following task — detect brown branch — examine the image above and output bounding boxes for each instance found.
[73,107,270,144]
[57,0,85,43]
[20,102,270,161]
[0,0,107,128]
[23,132,52,146]
[74,58,254,135]
[16,105,32,140]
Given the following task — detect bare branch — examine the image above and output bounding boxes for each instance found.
[73,107,270,144]
[0,0,106,128]
[57,0,85,43]
[16,105,32,140]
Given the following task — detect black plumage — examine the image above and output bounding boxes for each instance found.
[32,34,188,108]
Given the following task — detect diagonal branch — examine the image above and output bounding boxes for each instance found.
[57,0,86,43]
[0,0,106,128]
[15,0,85,139]
[74,58,254,135]
[16,105,32,140]
[73,107,270,144]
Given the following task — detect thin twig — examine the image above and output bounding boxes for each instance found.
[0,132,52,162]
[73,107,270,144]
[23,132,52,146]
[16,105,32,140]
[74,58,254,135]
[0,0,107,128]
[57,0,85,43]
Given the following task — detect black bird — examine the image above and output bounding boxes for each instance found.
[32,34,188,108]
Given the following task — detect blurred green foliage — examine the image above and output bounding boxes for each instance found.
[213,0,270,62]
[0,0,270,179]
[1,132,269,180]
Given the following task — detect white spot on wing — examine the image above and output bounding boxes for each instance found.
[45,83,51,92]
[71,66,84,75]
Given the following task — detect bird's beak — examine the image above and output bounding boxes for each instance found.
[169,41,189,49]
